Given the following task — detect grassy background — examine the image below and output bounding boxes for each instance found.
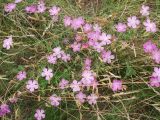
[0,0,160,120]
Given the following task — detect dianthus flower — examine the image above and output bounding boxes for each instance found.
[49,94,61,107]
[3,36,13,50]
[101,50,115,63]
[26,79,39,92]
[16,71,27,81]
[143,40,157,53]
[140,5,150,16]
[59,78,69,89]
[115,23,127,32]
[34,109,45,120]
[75,92,86,104]
[70,80,81,92]
[4,3,16,12]
[127,16,140,28]
[111,79,122,92]
[143,19,157,33]
[41,68,54,80]
[87,94,98,105]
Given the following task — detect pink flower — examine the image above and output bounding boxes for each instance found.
[15,0,23,3]
[149,77,160,87]
[83,23,92,33]
[64,16,72,27]
[37,1,46,13]
[101,50,115,63]
[0,104,10,117]
[140,5,150,16]
[49,94,61,107]
[59,78,69,89]
[81,70,95,86]
[152,67,160,79]
[61,53,71,62]
[87,94,98,105]
[53,47,63,58]
[143,19,157,33]
[75,34,82,42]
[70,80,81,92]
[71,17,85,30]
[49,6,60,16]
[41,68,53,80]
[151,50,160,64]
[127,16,140,28]
[34,109,45,120]
[75,92,86,103]
[4,3,16,12]
[111,80,122,92]
[143,40,157,53]
[115,23,127,32]
[16,71,27,81]
[47,54,57,64]
[87,31,100,41]
[26,80,39,92]
[99,33,112,45]
[3,36,13,50]
[25,5,37,13]
[71,42,81,52]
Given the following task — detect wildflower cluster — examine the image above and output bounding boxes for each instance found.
[1,0,159,119]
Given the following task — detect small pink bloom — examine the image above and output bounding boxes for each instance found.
[70,80,81,92]
[4,3,16,12]
[53,47,63,58]
[16,71,27,81]
[71,17,85,30]
[59,78,69,89]
[87,94,98,105]
[49,6,60,16]
[61,53,71,62]
[47,54,57,64]
[83,23,92,33]
[3,36,13,50]
[152,67,160,79]
[0,104,10,116]
[81,70,94,86]
[49,94,61,107]
[140,5,150,16]
[71,42,81,52]
[34,109,45,120]
[143,19,157,33]
[101,50,115,63]
[75,92,86,103]
[25,5,37,13]
[115,23,127,32]
[41,68,53,80]
[26,80,39,92]
[111,80,122,92]
[64,16,72,27]
[149,77,160,87]
[37,1,46,13]
[143,40,157,53]
[87,31,100,41]
[151,50,160,64]
[127,16,140,28]
[99,33,112,45]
